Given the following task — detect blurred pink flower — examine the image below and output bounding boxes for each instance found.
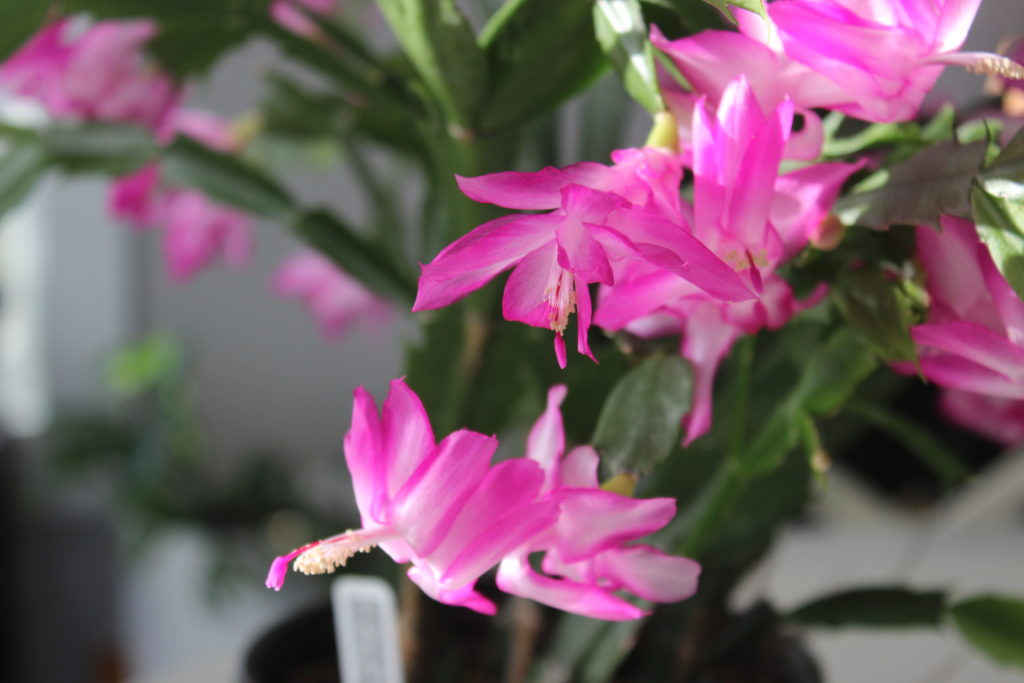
[271,0,337,35]
[0,19,180,129]
[902,216,1024,400]
[414,148,751,368]
[108,163,163,229]
[274,250,391,338]
[496,386,701,620]
[162,190,251,283]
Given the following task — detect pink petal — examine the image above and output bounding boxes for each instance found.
[414,214,555,311]
[912,321,1024,381]
[343,386,385,524]
[915,354,1024,400]
[938,388,1024,447]
[605,207,754,302]
[502,246,558,328]
[918,217,999,327]
[406,566,496,615]
[496,555,647,620]
[555,491,677,563]
[441,498,561,589]
[388,429,497,556]
[526,385,568,489]
[379,378,436,516]
[771,161,865,258]
[426,458,545,578]
[681,306,743,445]
[596,545,701,602]
[574,274,596,362]
[559,446,601,488]
[456,162,612,210]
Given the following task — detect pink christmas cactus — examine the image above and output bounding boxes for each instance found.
[271,0,337,35]
[596,77,857,444]
[414,147,752,369]
[274,250,391,338]
[497,386,701,620]
[0,19,180,130]
[902,217,1024,404]
[267,381,700,619]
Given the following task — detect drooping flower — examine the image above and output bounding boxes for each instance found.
[0,19,180,130]
[901,216,1024,401]
[265,378,562,615]
[414,147,752,368]
[274,250,391,338]
[271,0,337,35]
[496,386,701,620]
[595,77,856,443]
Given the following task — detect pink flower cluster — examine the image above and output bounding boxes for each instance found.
[415,76,859,443]
[266,381,699,620]
[901,217,1024,447]
[413,0,1002,445]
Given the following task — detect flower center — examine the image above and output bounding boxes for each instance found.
[544,267,577,334]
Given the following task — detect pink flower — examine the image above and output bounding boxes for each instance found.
[901,217,1024,400]
[0,19,180,129]
[274,250,391,338]
[162,190,251,283]
[653,0,999,136]
[939,389,1024,448]
[267,382,699,619]
[271,0,337,35]
[414,148,752,368]
[266,378,562,615]
[496,387,701,620]
[594,77,855,443]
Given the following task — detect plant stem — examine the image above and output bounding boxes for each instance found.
[675,460,749,558]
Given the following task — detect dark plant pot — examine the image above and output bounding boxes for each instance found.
[243,604,339,683]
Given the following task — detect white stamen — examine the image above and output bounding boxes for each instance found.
[543,267,577,334]
[293,529,381,576]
